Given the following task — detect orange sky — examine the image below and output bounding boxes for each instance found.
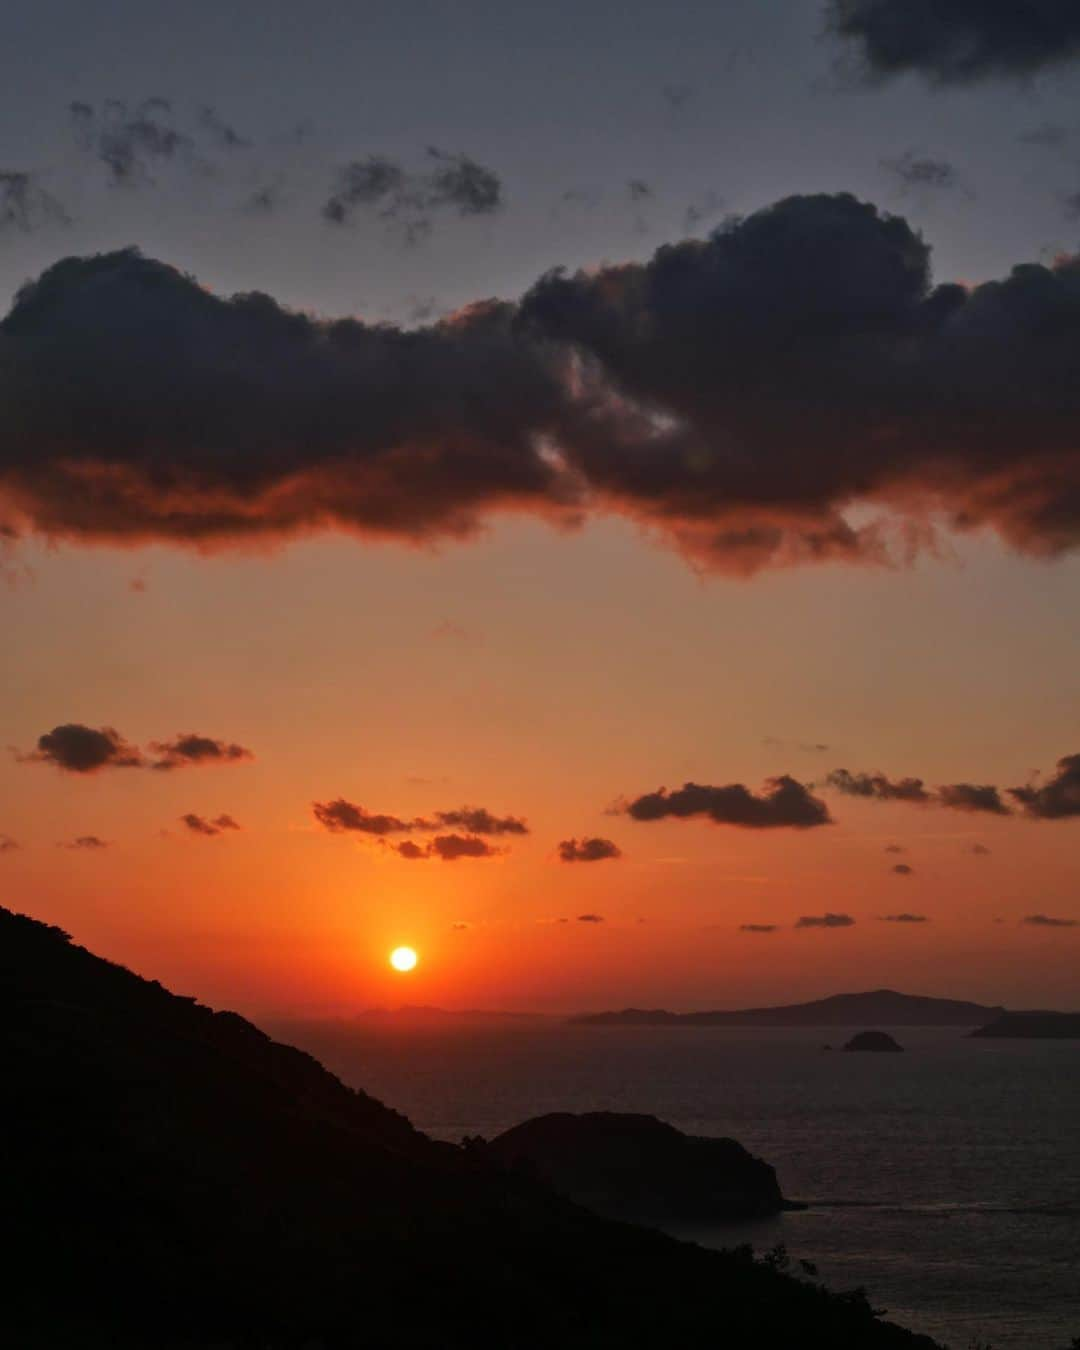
[4,515,1079,1016]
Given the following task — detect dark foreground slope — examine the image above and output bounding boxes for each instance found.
[574,990,1002,1027]
[0,908,939,1350]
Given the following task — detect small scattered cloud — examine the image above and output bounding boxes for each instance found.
[1022,914,1077,928]
[795,912,855,929]
[0,170,70,232]
[62,835,110,850]
[426,807,528,836]
[429,833,497,861]
[1009,754,1080,819]
[624,777,831,829]
[682,190,726,236]
[149,733,253,771]
[827,768,930,803]
[313,799,413,835]
[180,812,240,836]
[828,769,1011,815]
[661,83,694,111]
[892,862,914,876]
[197,106,250,150]
[395,840,428,860]
[936,783,1010,815]
[739,923,777,933]
[70,97,196,187]
[577,913,604,923]
[557,836,622,863]
[880,150,965,196]
[881,912,927,923]
[19,723,144,773]
[322,148,502,241]
[1020,123,1072,151]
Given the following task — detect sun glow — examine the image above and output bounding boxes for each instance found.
[389,946,418,972]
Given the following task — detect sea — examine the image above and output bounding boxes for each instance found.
[271,1018,1080,1350]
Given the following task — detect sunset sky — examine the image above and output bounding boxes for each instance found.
[3,0,1079,1017]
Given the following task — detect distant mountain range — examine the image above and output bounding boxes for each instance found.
[970,1011,1080,1039]
[572,989,1005,1027]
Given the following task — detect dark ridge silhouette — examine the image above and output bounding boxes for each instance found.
[970,1011,1080,1039]
[0,907,940,1348]
[480,1111,803,1221]
[573,989,1003,1027]
[843,1030,904,1053]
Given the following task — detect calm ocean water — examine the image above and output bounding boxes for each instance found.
[272,1019,1080,1350]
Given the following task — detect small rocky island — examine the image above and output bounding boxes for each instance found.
[843,1030,904,1053]
[481,1111,801,1221]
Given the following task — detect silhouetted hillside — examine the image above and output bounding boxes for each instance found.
[574,989,1003,1027]
[1,907,940,1348]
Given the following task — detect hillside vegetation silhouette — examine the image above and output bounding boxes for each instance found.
[1,906,941,1349]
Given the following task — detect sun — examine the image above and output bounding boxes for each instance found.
[389,946,418,972]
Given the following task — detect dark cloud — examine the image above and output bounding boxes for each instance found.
[827,769,931,803]
[70,98,194,186]
[558,836,622,862]
[21,723,143,773]
[322,149,501,239]
[880,151,963,195]
[1009,753,1080,818]
[180,812,240,836]
[0,834,19,852]
[625,777,831,829]
[1020,122,1072,150]
[242,183,281,215]
[315,798,526,850]
[424,148,502,215]
[826,0,1080,84]
[429,833,496,861]
[661,83,694,110]
[881,912,926,922]
[394,840,428,860]
[577,913,604,923]
[63,835,110,850]
[7,193,1080,574]
[426,807,528,836]
[829,770,1010,814]
[1022,913,1077,927]
[197,106,250,150]
[738,923,777,933]
[795,912,855,929]
[312,799,413,835]
[322,155,406,225]
[0,171,70,233]
[936,782,1010,814]
[892,862,914,875]
[149,733,254,771]
[682,190,725,236]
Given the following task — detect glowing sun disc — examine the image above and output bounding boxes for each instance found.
[390,946,418,972]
